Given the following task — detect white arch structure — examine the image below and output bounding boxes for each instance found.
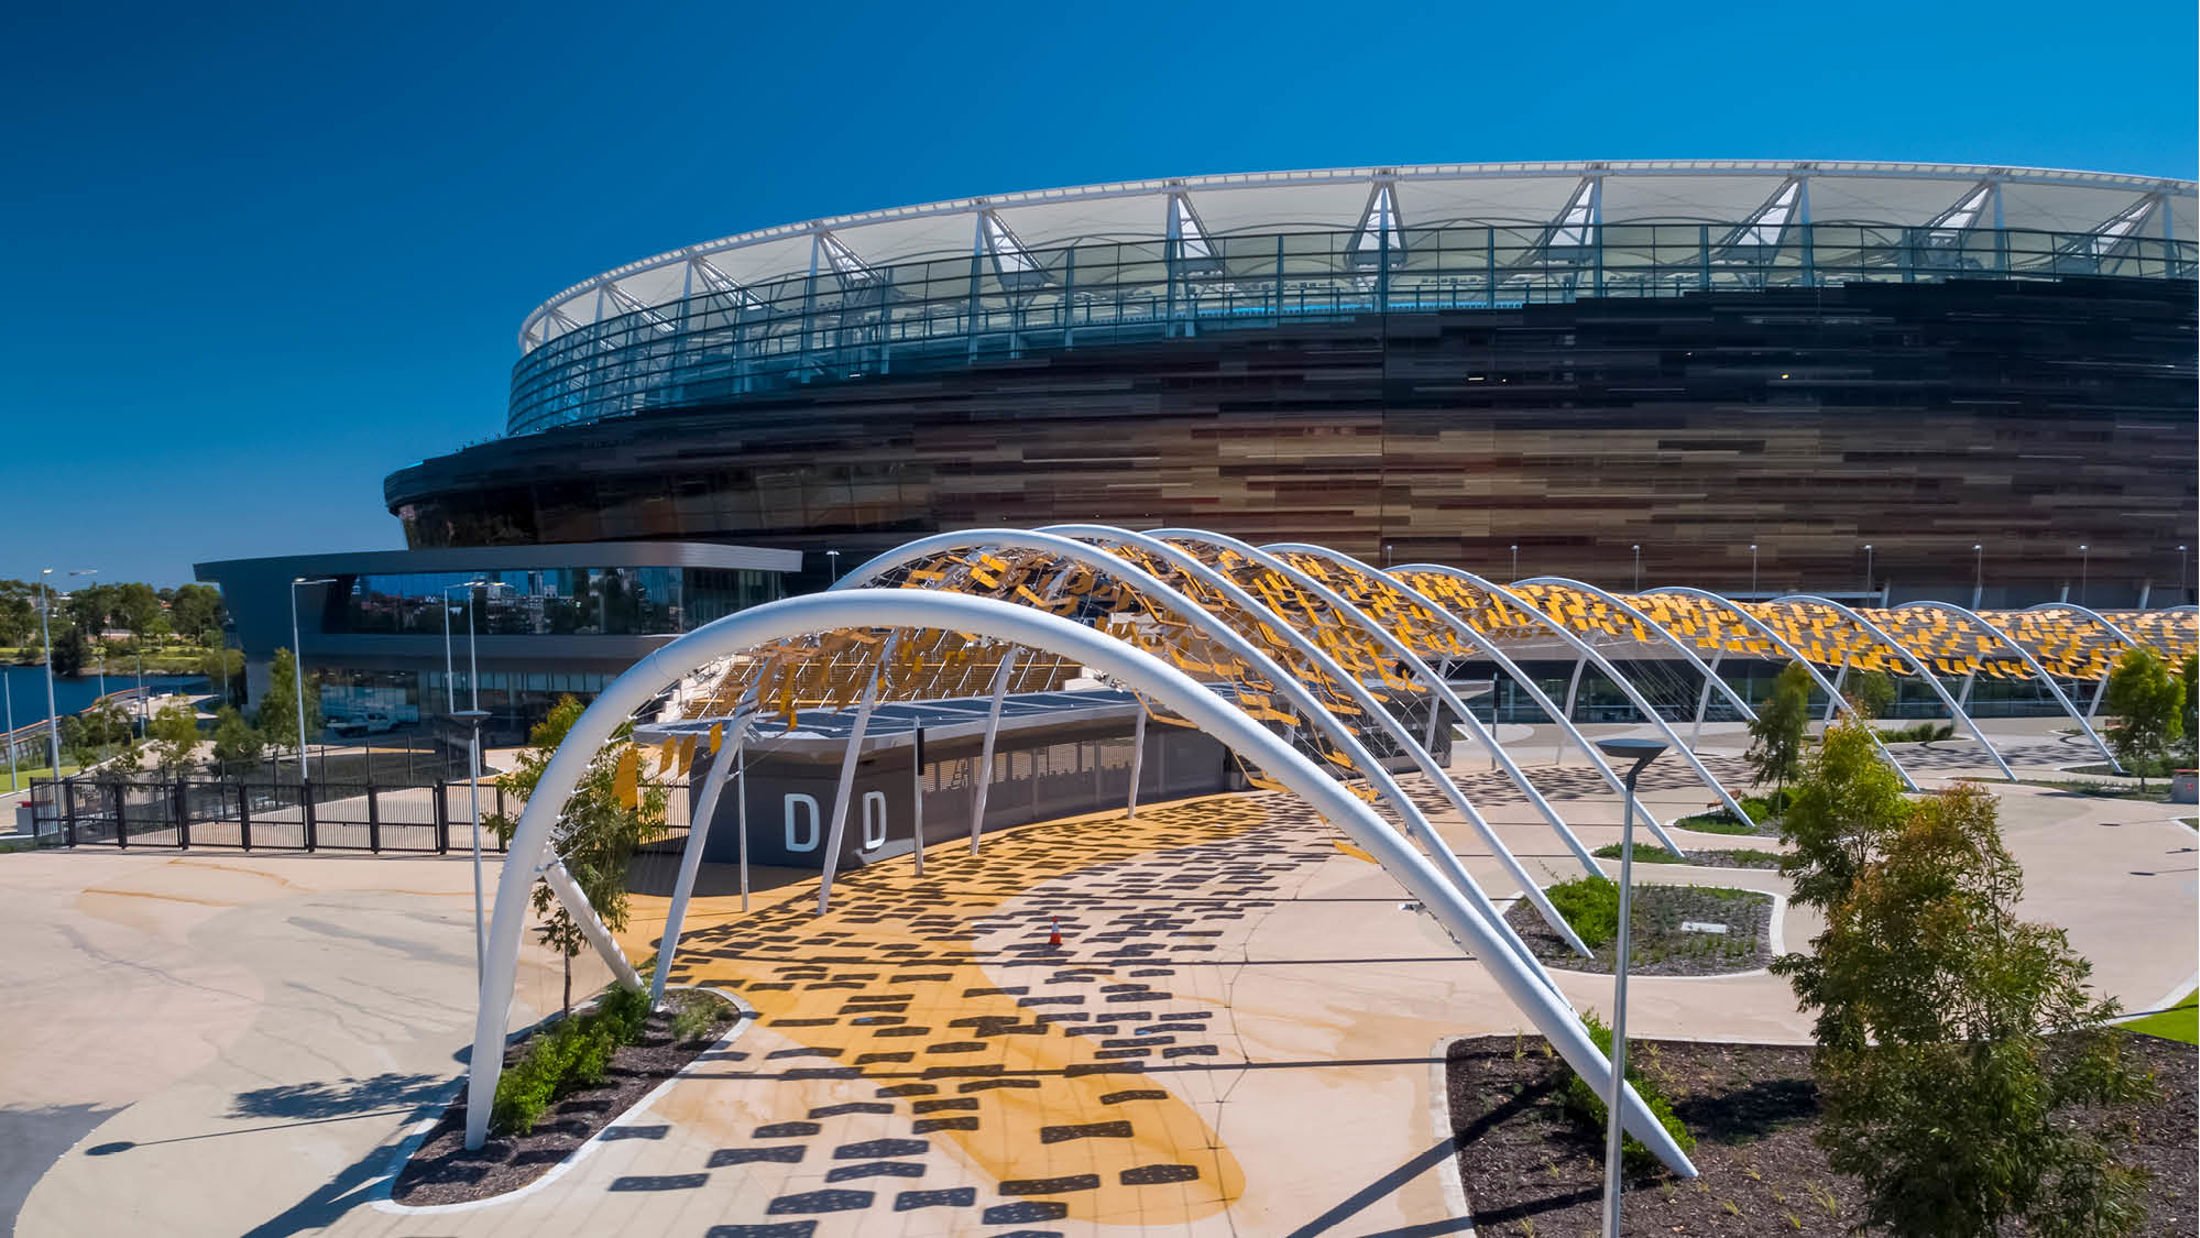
[1300,551,1691,848]
[1775,594,2018,781]
[1894,600,2121,769]
[1520,576,1765,729]
[834,528,1584,963]
[461,588,1699,1177]
[1405,564,1749,845]
[1640,586,1921,792]
[1131,527,1606,871]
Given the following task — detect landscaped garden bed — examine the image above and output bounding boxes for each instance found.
[1593,842,1782,870]
[1444,1033,2197,1236]
[1510,877,1773,976]
[1670,790,1788,837]
[391,986,742,1206]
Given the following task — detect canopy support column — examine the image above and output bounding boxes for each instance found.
[1690,650,1724,747]
[651,713,751,1008]
[1125,702,1148,820]
[969,651,1019,854]
[817,636,896,916]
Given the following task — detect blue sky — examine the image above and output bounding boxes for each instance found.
[4,1,2193,585]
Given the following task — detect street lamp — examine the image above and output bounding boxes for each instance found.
[1592,735,1667,1238]
[1383,542,1393,568]
[1862,543,1874,596]
[2180,545,2190,603]
[1972,544,1984,609]
[2078,544,2090,607]
[68,570,104,705]
[1509,544,1519,581]
[289,578,336,788]
[1631,544,1641,592]
[826,549,841,583]
[37,570,60,781]
[441,580,486,715]
[3,667,16,793]
[454,707,491,983]
[1749,543,1760,596]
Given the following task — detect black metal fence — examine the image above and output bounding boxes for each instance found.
[27,774,516,855]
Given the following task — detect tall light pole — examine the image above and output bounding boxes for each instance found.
[1862,542,1874,596]
[1631,544,1641,592]
[38,570,60,779]
[1509,544,1519,581]
[290,578,335,788]
[2180,545,2190,604]
[826,549,841,583]
[2078,544,2090,607]
[455,706,491,984]
[440,580,485,715]
[1749,543,1760,596]
[1972,544,1984,610]
[1593,735,1667,1238]
[4,670,17,792]
[69,570,103,704]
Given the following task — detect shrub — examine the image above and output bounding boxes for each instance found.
[1544,876,1621,949]
[671,997,729,1044]
[1560,1010,1695,1171]
[1878,720,1956,744]
[489,983,658,1136]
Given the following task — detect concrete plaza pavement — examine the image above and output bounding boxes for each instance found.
[0,724,2189,1236]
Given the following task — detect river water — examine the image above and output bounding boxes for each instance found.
[0,663,209,731]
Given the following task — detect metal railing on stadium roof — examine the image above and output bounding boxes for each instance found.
[505,222,2198,435]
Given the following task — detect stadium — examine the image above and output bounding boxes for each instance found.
[386,160,2198,605]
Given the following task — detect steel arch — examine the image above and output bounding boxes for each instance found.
[834,529,1573,974]
[1895,600,2120,770]
[1774,594,2017,781]
[1406,564,1754,838]
[1639,586,1920,792]
[459,588,1698,1177]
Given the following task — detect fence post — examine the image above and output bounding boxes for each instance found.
[174,780,191,850]
[495,783,508,853]
[115,782,128,851]
[238,783,253,852]
[61,780,77,848]
[367,784,382,853]
[302,786,317,853]
[433,779,449,854]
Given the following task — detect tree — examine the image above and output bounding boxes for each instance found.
[66,583,115,634]
[0,581,34,647]
[197,643,245,706]
[1771,715,1912,935]
[50,625,90,677]
[1783,783,2150,1237]
[2180,653,2197,758]
[209,707,264,774]
[1745,661,1813,796]
[60,698,133,766]
[256,648,321,752]
[112,582,162,639]
[487,695,665,1012]
[147,701,202,774]
[170,584,224,639]
[1844,668,1897,720]
[2102,647,2183,789]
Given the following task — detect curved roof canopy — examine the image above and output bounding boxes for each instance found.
[521,160,2197,352]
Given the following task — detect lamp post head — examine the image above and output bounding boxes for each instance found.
[1972,544,1982,552]
[2079,544,2089,552]
[1594,736,1668,781]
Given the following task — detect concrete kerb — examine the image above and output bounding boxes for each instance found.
[369,984,756,1217]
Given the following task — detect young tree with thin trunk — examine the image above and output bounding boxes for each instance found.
[487,695,664,1012]
[147,701,201,774]
[1745,661,1813,797]
[2103,647,2183,789]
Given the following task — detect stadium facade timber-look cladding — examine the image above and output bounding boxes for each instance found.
[385,161,2199,605]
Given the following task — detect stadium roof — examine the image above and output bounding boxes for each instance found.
[520,160,2197,352]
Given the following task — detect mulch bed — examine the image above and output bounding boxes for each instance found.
[391,988,743,1206]
[1676,849,1782,871]
[1446,1034,2198,1236]
[1510,885,1774,977]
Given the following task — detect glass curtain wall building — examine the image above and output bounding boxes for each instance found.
[197,544,801,743]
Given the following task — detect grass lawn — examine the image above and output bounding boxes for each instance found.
[2124,990,2198,1046]
[1670,809,1762,835]
[0,766,78,793]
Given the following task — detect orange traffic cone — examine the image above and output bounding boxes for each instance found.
[1048,916,1063,948]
